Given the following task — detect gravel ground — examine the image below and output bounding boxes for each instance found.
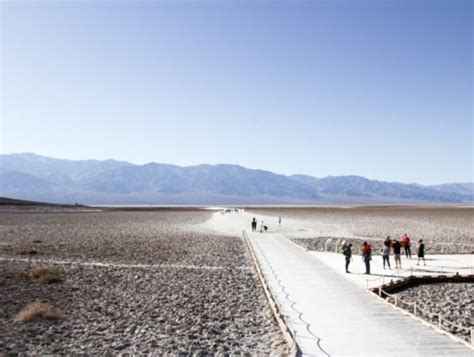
[0,210,242,266]
[0,210,286,354]
[391,283,473,342]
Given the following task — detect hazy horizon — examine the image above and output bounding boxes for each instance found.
[1,1,473,185]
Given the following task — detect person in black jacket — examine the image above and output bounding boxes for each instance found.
[343,243,353,273]
[392,240,402,269]
[417,240,426,266]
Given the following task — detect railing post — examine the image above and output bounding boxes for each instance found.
[394,296,398,307]
[413,303,417,316]
[378,286,382,297]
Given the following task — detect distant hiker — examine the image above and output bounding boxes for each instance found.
[343,243,353,273]
[392,240,402,269]
[362,241,372,275]
[402,234,412,259]
[279,216,282,225]
[251,218,257,232]
[264,225,268,232]
[417,240,426,266]
[381,238,391,269]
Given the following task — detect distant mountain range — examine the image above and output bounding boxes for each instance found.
[0,153,472,204]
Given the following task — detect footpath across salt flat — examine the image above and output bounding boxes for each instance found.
[204,210,474,356]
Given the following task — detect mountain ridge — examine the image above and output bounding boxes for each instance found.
[0,153,472,204]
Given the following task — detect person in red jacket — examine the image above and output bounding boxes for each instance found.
[402,234,412,259]
[362,241,372,274]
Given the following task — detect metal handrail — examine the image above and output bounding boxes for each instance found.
[379,287,473,331]
[375,285,474,346]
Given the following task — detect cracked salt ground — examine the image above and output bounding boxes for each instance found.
[0,210,287,354]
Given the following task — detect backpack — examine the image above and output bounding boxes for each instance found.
[339,244,345,254]
[342,245,350,256]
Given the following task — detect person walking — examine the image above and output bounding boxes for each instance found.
[402,234,412,259]
[343,243,353,273]
[278,216,282,225]
[362,241,372,275]
[392,240,402,269]
[417,239,426,266]
[251,218,257,232]
[381,239,391,269]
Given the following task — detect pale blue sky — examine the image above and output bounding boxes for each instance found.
[1,0,472,184]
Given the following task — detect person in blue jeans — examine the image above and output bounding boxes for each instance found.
[381,244,391,269]
[362,242,372,274]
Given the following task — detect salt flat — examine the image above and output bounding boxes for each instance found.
[1,206,472,355]
[0,210,286,354]
[247,206,474,248]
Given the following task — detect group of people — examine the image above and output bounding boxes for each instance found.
[342,234,426,274]
[220,208,240,215]
[251,217,268,233]
[250,216,282,233]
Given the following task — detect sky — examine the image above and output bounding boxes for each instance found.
[1,0,472,185]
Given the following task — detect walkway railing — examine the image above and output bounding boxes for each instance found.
[364,265,473,290]
[373,285,474,348]
[364,263,474,349]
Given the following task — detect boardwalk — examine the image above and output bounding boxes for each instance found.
[246,231,473,356]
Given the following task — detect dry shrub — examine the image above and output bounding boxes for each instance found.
[25,266,62,284]
[15,302,65,322]
[32,239,42,244]
[16,248,38,255]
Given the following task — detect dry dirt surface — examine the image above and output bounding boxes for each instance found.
[248,206,474,253]
[0,209,286,354]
